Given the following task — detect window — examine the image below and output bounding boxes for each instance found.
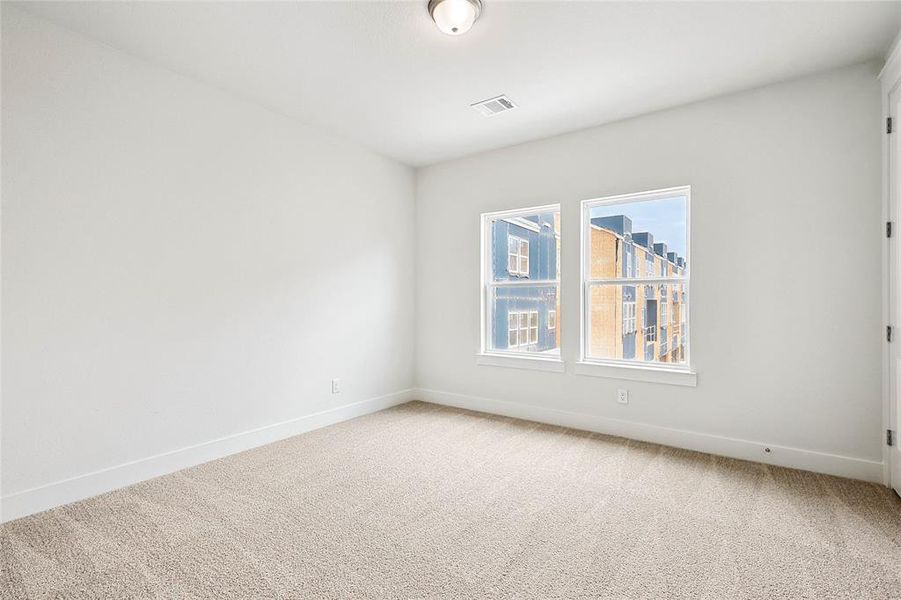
[582,187,689,369]
[623,301,636,334]
[508,236,529,277]
[482,205,561,358]
[504,309,539,346]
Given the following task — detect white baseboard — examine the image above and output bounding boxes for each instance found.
[416,388,885,484]
[1,389,415,523]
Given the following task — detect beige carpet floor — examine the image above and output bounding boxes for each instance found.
[2,401,900,599]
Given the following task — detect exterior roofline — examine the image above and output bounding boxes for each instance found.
[589,224,685,269]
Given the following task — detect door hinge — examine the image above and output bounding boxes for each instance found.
[888,429,894,447]
[888,326,893,342]
[888,221,893,238]
[889,117,894,134]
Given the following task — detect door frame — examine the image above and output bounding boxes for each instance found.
[886,82,898,492]
[881,36,901,492]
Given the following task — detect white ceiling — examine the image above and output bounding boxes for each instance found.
[14,1,901,166]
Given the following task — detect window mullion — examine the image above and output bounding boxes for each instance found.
[586,277,687,286]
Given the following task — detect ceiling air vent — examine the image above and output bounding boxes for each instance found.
[471,94,517,117]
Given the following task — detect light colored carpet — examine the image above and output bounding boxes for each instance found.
[2,401,900,599]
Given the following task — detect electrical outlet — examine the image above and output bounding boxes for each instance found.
[331,378,341,394]
[617,389,629,404]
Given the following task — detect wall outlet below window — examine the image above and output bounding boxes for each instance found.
[331,379,341,394]
[617,389,629,404]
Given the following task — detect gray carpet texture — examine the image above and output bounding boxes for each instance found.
[1,400,900,599]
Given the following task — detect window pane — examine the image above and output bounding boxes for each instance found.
[587,282,687,365]
[487,210,560,282]
[487,284,560,356]
[588,195,687,280]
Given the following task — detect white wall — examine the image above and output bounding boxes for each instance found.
[1,7,415,518]
[415,62,884,481]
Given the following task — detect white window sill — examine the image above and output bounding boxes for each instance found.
[476,353,565,373]
[574,361,697,387]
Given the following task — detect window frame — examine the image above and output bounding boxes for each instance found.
[579,186,692,375]
[548,309,557,331]
[479,204,562,369]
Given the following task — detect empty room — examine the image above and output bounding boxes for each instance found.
[3,0,901,598]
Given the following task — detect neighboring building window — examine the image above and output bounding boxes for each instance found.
[582,187,689,368]
[508,313,519,347]
[482,206,561,357]
[506,310,539,347]
[623,301,636,334]
[508,236,529,277]
[518,312,529,346]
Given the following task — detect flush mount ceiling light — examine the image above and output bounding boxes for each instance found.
[428,0,482,36]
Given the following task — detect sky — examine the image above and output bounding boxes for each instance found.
[590,195,686,257]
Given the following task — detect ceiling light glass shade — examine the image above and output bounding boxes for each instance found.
[428,0,481,36]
